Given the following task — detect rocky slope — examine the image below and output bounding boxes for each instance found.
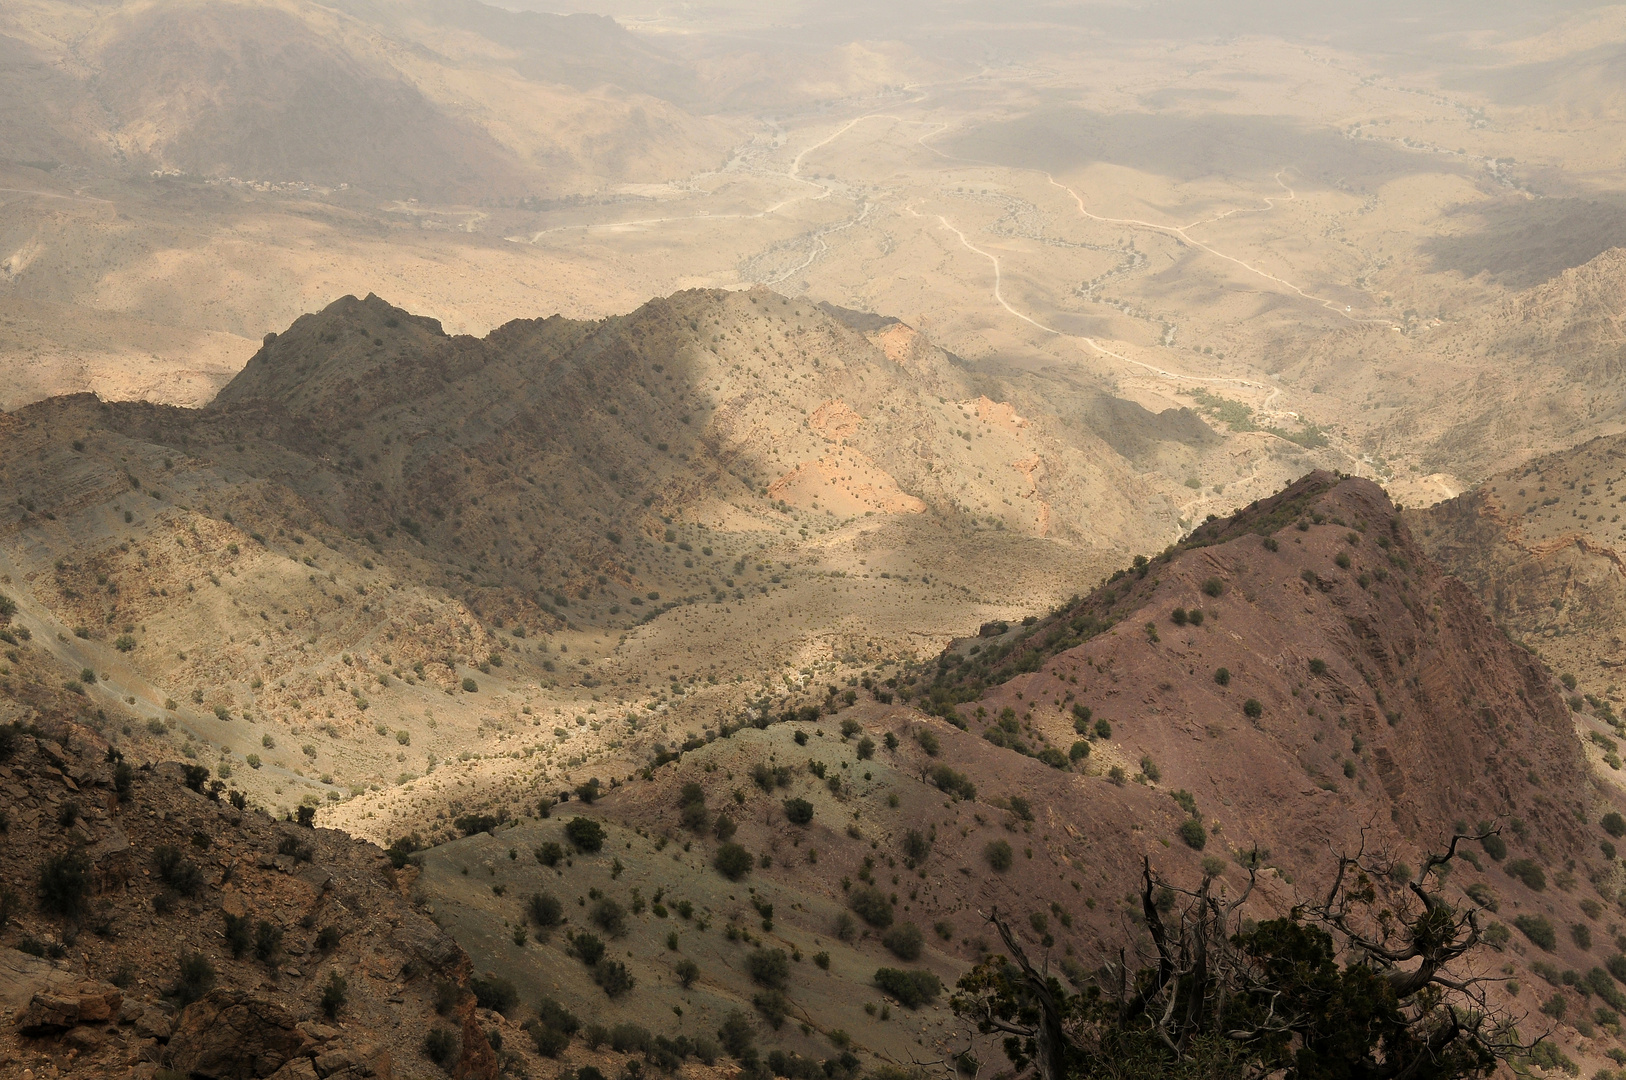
[1416,432,1626,800]
[400,472,1626,1080]
[0,692,493,1078]
[0,286,1241,832]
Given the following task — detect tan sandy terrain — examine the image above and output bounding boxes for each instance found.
[12,1,1626,527]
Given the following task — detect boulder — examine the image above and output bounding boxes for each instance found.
[15,981,122,1035]
[0,948,74,1015]
[166,990,309,1079]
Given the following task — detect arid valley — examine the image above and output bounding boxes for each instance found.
[12,2,1626,1079]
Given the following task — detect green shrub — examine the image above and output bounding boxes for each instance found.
[472,973,518,1014]
[154,845,204,896]
[224,912,252,957]
[783,798,814,826]
[1214,667,1230,686]
[571,933,606,965]
[1069,740,1090,762]
[718,1010,756,1059]
[849,884,894,928]
[535,842,564,866]
[424,1026,459,1067]
[903,830,932,863]
[173,951,216,1006]
[929,764,976,801]
[1038,747,1068,769]
[593,959,635,997]
[1514,914,1557,951]
[529,892,563,927]
[882,923,923,960]
[1178,819,1207,850]
[590,897,626,937]
[1506,858,1546,891]
[37,850,91,917]
[1481,833,1507,861]
[746,947,790,989]
[1202,577,1225,597]
[873,968,941,1008]
[320,972,347,1018]
[1242,699,1263,718]
[461,678,478,693]
[564,817,605,852]
[1604,812,1626,838]
[916,730,940,756]
[985,840,1014,871]
[715,842,753,880]
[676,958,700,987]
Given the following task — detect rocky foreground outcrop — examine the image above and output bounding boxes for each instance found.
[0,713,494,1079]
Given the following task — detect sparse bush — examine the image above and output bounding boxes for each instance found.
[676,958,700,987]
[472,973,519,1014]
[564,817,605,852]
[753,987,789,1028]
[254,920,284,964]
[903,829,932,863]
[985,840,1013,872]
[535,842,564,866]
[1202,577,1225,597]
[571,932,606,966]
[1514,914,1557,951]
[154,845,204,896]
[593,959,635,997]
[316,925,341,952]
[873,967,941,1008]
[715,842,753,880]
[929,764,976,801]
[320,971,347,1018]
[916,730,940,756]
[529,892,563,928]
[718,1009,756,1059]
[1506,858,1546,891]
[747,947,790,989]
[590,897,627,937]
[173,951,216,1006]
[224,912,252,957]
[849,884,894,928]
[424,1026,459,1067]
[37,849,91,917]
[882,922,924,960]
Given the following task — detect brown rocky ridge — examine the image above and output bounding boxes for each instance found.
[397,473,1626,1080]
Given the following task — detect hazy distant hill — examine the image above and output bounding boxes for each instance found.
[0,0,733,198]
